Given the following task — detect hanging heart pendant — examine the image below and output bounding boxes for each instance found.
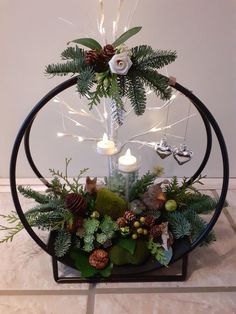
[173,144,193,165]
[155,138,173,159]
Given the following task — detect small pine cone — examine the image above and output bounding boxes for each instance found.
[123,211,136,223]
[89,249,109,270]
[66,193,87,215]
[102,44,115,60]
[116,217,127,227]
[150,224,163,238]
[144,216,156,227]
[85,50,98,64]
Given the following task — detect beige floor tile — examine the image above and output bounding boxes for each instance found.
[0,295,87,314]
[94,292,236,314]
[223,190,236,208]
[0,194,88,290]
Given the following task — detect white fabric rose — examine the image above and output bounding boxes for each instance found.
[108,52,132,75]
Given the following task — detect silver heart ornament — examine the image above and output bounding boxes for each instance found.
[173,144,193,165]
[155,138,173,159]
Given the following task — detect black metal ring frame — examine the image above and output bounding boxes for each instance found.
[10,76,229,263]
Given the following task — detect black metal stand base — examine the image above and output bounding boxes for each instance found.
[52,254,188,284]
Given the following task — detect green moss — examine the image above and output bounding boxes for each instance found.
[109,239,150,266]
[95,188,127,219]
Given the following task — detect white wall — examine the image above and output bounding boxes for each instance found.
[0,0,235,178]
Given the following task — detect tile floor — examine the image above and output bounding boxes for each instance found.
[0,179,235,314]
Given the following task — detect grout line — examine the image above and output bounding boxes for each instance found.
[0,286,235,296]
[94,286,236,294]
[0,290,89,296]
[86,283,96,314]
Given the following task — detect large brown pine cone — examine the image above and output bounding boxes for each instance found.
[89,249,109,270]
[85,50,98,64]
[65,193,87,215]
[102,44,115,60]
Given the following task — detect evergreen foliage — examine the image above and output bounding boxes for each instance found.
[165,175,206,205]
[17,185,51,204]
[168,211,192,238]
[54,230,72,257]
[0,212,24,243]
[125,74,146,115]
[45,26,177,121]
[131,45,177,69]
[129,171,157,201]
[76,67,95,96]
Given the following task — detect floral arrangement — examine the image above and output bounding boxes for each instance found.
[45,26,177,121]
[0,159,217,278]
[0,26,219,280]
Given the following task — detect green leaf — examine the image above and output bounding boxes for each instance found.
[70,248,98,278]
[100,262,113,278]
[68,38,102,50]
[112,26,142,47]
[117,238,136,255]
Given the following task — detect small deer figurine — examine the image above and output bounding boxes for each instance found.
[85,176,97,195]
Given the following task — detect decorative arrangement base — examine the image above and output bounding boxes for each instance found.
[48,232,189,283]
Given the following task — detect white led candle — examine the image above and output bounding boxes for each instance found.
[97,133,116,155]
[118,148,139,172]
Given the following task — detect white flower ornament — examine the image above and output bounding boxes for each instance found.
[108,52,132,75]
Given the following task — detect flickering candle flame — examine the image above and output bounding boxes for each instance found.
[97,133,116,155]
[118,148,139,172]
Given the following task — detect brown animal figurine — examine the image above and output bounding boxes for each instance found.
[85,176,97,195]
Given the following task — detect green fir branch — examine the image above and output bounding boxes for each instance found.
[183,209,216,246]
[168,211,192,239]
[61,46,84,61]
[134,68,172,100]
[54,230,72,257]
[77,67,95,96]
[129,171,157,201]
[132,45,177,69]
[45,61,80,76]
[126,74,146,115]
[18,186,51,204]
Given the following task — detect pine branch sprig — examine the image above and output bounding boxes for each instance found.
[129,171,157,201]
[134,68,172,100]
[45,61,80,76]
[54,230,72,257]
[168,211,192,239]
[126,74,146,115]
[61,46,85,61]
[18,186,51,204]
[77,67,95,96]
[132,45,177,69]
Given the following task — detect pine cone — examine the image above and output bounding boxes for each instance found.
[85,50,98,64]
[149,224,163,238]
[102,44,115,60]
[89,249,109,269]
[144,216,156,227]
[123,211,136,223]
[116,217,127,227]
[66,193,87,215]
